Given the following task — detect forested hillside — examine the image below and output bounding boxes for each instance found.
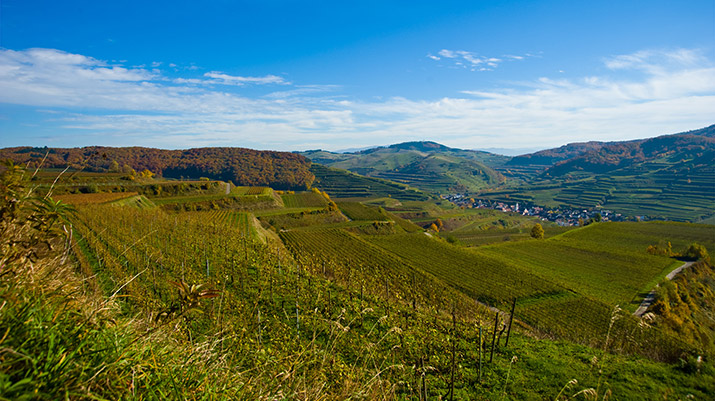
[0,146,315,190]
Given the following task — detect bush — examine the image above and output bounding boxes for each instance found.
[682,243,709,261]
[530,223,544,239]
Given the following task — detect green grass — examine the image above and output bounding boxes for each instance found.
[151,189,281,211]
[478,239,672,310]
[356,223,709,355]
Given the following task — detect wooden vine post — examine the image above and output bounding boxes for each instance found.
[505,297,517,348]
[449,304,457,401]
[412,272,417,310]
[478,326,483,383]
[420,355,427,401]
[490,312,499,363]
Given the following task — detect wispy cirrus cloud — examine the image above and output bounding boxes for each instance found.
[174,72,289,86]
[426,49,531,71]
[202,71,289,86]
[604,48,707,73]
[0,47,713,151]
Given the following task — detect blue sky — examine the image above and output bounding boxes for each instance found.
[0,0,713,153]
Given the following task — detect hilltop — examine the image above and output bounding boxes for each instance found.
[301,142,507,194]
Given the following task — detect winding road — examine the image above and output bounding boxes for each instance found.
[633,261,695,317]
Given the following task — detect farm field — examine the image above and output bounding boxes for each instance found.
[449,225,574,247]
[150,187,283,211]
[363,228,695,357]
[280,191,328,208]
[310,164,430,201]
[337,201,389,221]
[479,170,715,223]
[279,228,482,314]
[53,191,139,205]
[3,164,714,400]
[477,222,714,310]
[201,209,258,239]
[477,236,674,310]
[364,233,563,307]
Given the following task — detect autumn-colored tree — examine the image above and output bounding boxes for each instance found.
[683,243,709,261]
[530,223,544,239]
[429,223,439,232]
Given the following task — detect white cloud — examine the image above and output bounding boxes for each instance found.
[429,49,527,71]
[604,48,707,73]
[0,47,713,151]
[263,85,341,99]
[203,71,289,86]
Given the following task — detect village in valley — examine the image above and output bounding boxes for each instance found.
[442,193,628,226]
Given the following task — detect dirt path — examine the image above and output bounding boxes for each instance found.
[633,261,695,317]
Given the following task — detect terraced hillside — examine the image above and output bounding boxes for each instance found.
[310,164,430,200]
[483,125,715,222]
[303,142,506,194]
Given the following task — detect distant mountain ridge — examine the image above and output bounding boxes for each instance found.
[301,141,508,194]
[482,124,715,222]
[365,141,452,153]
[3,124,712,220]
[507,141,608,166]
[545,125,715,177]
[508,124,715,171]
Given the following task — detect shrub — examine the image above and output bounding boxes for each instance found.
[530,223,544,239]
[682,243,709,261]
